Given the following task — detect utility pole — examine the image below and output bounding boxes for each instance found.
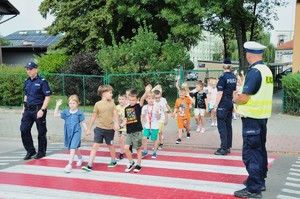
[293,0,300,73]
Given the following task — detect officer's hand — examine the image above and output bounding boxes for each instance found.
[37,110,44,118]
[21,108,25,116]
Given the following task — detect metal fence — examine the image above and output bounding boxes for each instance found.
[282,89,300,116]
[0,69,223,111]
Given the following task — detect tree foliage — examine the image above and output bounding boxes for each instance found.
[39,0,204,54]
[97,26,190,74]
[201,0,287,71]
[34,49,70,73]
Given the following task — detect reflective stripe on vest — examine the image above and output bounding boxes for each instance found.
[237,64,273,119]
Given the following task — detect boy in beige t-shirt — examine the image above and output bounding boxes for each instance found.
[82,85,119,171]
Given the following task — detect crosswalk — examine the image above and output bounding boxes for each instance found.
[277,157,300,199]
[0,144,65,169]
[0,147,278,199]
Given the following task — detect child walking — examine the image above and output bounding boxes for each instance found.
[141,91,161,159]
[172,88,192,143]
[193,82,208,133]
[208,78,218,126]
[82,85,120,171]
[54,95,87,173]
[116,93,127,160]
[123,87,147,173]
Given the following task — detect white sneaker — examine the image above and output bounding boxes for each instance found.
[214,121,218,127]
[64,164,72,173]
[211,122,214,127]
[76,157,84,167]
[196,126,201,132]
[200,128,205,133]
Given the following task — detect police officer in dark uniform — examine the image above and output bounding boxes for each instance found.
[234,42,273,198]
[214,58,237,155]
[21,62,51,160]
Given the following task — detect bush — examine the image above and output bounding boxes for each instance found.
[281,72,300,115]
[0,65,27,106]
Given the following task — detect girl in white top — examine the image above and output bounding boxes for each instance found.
[207,78,218,126]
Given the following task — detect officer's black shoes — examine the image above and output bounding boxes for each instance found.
[23,152,36,160]
[214,148,228,155]
[243,180,266,191]
[234,188,262,198]
[34,153,46,159]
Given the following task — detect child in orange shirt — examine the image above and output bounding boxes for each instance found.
[172,88,192,144]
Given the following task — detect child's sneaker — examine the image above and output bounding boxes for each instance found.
[142,150,148,158]
[187,133,191,138]
[176,138,181,144]
[76,157,84,167]
[82,165,92,172]
[158,143,163,150]
[64,164,72,173]
[118,153,124,160]
[211,122,215,127]
[196,126,201,132]
[108,161,118,167]
[214,121,218,127]
[151,152,157,159]
[134,165,142,173]
[200,128,205,133]
[125,161,135,172]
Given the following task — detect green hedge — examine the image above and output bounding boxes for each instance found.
[281,72,300,115]
[0,66,26,106]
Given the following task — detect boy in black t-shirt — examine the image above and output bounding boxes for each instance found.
[122,87,148,173]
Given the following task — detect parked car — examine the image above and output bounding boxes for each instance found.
[277,67,292,80]
[186,72,198,81]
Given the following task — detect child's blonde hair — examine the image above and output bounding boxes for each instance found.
[97,85,113,97]
[181,82,189,90]
[146,91,155,98]
[68,94,80,104]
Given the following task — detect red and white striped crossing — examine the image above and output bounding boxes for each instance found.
[0,147,278,199]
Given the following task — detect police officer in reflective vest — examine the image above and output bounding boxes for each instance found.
[214,58,237,156]
[21,62,51,160]
[234,41,273,198]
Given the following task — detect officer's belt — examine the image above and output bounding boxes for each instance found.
[25,104,43,111]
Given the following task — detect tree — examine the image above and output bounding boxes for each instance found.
[39,0,204,54]
[201,0,287,72]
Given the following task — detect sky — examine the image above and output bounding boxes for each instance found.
[0,0,297,44]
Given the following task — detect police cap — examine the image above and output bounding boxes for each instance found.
[244,41,266,54]
[25,62,38,68]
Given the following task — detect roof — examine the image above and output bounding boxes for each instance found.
[0,0,20,15]
[276,40,293,50]
[4,30,62,47]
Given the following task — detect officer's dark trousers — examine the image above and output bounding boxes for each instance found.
[217,101,233,150]
[20,109,47,155]
[241,117,268,194]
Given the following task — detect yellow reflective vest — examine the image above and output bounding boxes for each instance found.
[237,64,273,119]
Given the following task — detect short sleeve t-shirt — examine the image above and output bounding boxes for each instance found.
[208,87,217,104]
[242,67,262,95]
[175,97,191,118]
[141,104,161,129]
[93,100,116,130]
[116,104,126,132]
[125,104,143,134]
[154,97,168,121]
[193,92,207,109]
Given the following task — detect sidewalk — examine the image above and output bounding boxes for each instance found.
[0,90,299,154]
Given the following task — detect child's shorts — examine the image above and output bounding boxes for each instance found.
[94,127,115,145]
[158,122,164,133]
[194,108,205,116]
[177,117,190,129]
[118,131,127,137]
[125,131,143,149]
[143,128,159,141]
[208,103,215,112]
